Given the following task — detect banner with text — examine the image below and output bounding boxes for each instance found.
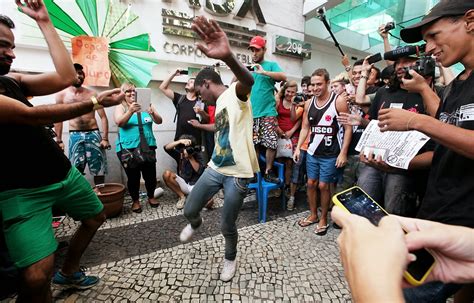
[72,36,111,87]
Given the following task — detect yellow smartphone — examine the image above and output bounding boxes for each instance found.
[332,186,436,286]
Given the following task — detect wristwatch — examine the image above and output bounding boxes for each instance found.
[344,65,352,72]
[91,96,102,110]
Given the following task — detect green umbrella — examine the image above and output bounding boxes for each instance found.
[21,0,158,87]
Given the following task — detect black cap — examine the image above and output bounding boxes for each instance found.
[400,0,474,43]
[381,64,394,80]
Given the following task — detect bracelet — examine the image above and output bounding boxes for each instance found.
[406,115,417,131]
[91,96,102,110]
[360,75,368,80]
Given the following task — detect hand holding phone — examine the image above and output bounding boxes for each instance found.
[332,186,436,286]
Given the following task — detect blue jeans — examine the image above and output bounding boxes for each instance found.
[403,281,462,303]
[183,167,251,260]
[357,165,417,216]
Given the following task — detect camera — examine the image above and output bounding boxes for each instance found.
[316,7,326,19]
[293,92,307,104]
[403,56,436,79]
[176,144,201,156]
[384,22,395,32]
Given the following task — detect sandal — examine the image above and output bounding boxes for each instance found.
[297,216,319,227]
[131,201,142,213]
[314,224,329,236]
[148,198,160,208]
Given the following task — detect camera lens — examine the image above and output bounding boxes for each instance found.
[384,22,395,32]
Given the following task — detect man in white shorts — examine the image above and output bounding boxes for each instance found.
[163,135,205,209]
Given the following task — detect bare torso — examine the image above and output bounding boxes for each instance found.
[60,87,99,130]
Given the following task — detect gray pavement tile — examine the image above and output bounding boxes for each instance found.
[49,212,353,302]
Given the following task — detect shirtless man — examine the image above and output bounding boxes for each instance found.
[55,63,110,185]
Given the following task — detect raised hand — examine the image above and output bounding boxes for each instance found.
[378,24,389,39]
[97,88,125,108]
[337,112,362,126]
[192,16,232,61]
[362,56,374,73]
[16,0,50,23]
[341,55,350,68]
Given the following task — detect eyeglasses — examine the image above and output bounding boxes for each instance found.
[124,89,135,94]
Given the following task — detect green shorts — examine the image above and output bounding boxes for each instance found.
[0,167,103,268]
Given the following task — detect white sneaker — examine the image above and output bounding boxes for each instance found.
[180,218,202,243]
[220,259,237,282]
[176,196,186,210]
[287,196,295,211]
[179,224,195,243]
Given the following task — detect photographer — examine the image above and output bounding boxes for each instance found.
[355,52,437,217]
[159,70,209,148]
[376,1,474,301]
[163,135,205,210]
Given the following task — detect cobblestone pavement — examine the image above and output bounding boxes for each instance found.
[4,188,353,302]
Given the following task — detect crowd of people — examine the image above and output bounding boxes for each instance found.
[0,0,473,302]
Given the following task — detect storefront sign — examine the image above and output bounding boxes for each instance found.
[162,9,265,49]
[273,35,312,60]
[164,0,266,24]
[163,42,206,57]
[163,41,253,65]
[71,36,111,87]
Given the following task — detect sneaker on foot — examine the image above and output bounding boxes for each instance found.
[220,259,237,282]
[287,196,295,211]
[176,196,186,210]
[180,219,202,243]
[52,268,99,290]
[264,171,280,184]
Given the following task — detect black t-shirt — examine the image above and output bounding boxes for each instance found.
[0,76,71,191]
[164,146,205,185]
[368,87,426,120]
[418,71,474,228]
[173,92,202,144]
[366,85,380,95]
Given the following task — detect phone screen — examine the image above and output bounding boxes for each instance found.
[336,187,387,225]
[335,187,436,284]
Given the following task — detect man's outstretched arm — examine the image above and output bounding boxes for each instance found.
[0,89,124,125]
[191,16,254,99]
[159,70,180,100]
[10,0,76,96]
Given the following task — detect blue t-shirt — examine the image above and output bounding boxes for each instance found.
[250,60,283,118]
[116,112,157,152]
